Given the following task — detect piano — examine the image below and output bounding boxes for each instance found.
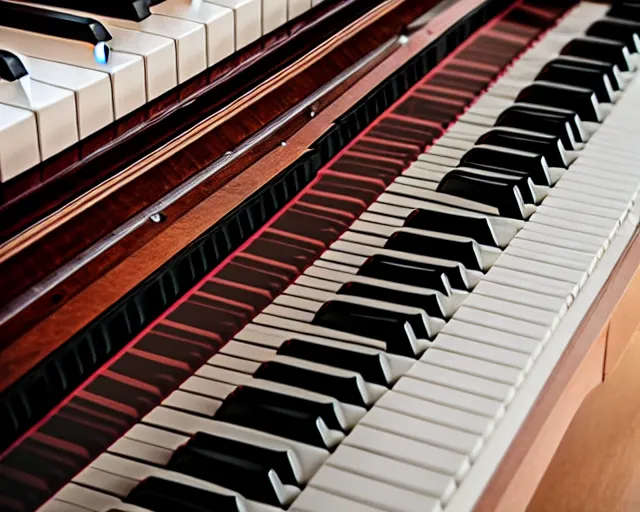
[1,0,640,510]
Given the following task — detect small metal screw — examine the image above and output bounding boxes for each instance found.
[310,110,316,118]
[149,213,164,223]
[281,141,287,147]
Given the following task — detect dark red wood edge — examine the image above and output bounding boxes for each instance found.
[0,1,434,347]
[0,0,386,241]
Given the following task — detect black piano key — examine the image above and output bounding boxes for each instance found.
[167,432,297,506]
[254,361,368,408]
[384,230,482,271]
[0,2,111,45]
[458,167,537,205]
[215,385,343,444]
[495,103,584,145]
[561,36,632,72]
[312,301,422,356]
[0,50,28,82]
[437,170,525,219]
[550,55,622,91]
[476,128,567,168]
[125,476,241,512]
[404,208,499,247]
[18,0,153,22]
[587,18,640,53]
[536,60,614,103]
[276,339,391,386]
[338,281,446,319]
[516,82,601,123]
[358,254,465,291]
[608,3,640,23]
[460,146,551,186]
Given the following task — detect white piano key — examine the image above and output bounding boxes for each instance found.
[108,436,174,466]
[360,407,483,459]
[152,0,235,66]
[327,445,457,503]
[528,211,616,240]
[0,79,78,160]
[25,56,113,138]
[55,483,122,511]
[547,186,630,212]
[209,352,262,373]
[262,0,288,33]
[292,487,387,512]
[0,104,39,181]
[484,265,577,301]
[515,227,604,257]
[433,333,532,370]
[143,406,327,482]
[555,178,636,203]
[220,340,278,361]
[455,304,553,342]
[505,243,597,273]
[209,0,262,50]
[376,390,494,437]
[494,252,589,287]
[39,500,95,512]
[440,319,542,357]
[421,349,524,388]
[0,26,145,119]
[462,293,560,328]
[406,361,515,403]
[533,204,621,232]
[264,303,315,323]
[394,376,505,419]
[344,424,469,480]
[162,389,223,416]
[125,423,189,451]
[96,24,177,100]
[472,280,569,315]
[308,465,442,512]
[288,0,311,19]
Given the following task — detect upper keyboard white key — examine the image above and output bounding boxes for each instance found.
[0,103,39,181]
[208,0,262,50]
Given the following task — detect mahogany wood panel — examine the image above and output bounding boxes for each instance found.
[527,325,640,512]
[0,0,434,345]
[0,0,481,391]
[473,230,640,512]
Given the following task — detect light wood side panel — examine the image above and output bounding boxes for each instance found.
[527,326,640,512]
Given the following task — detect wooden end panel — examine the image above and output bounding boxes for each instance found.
[604,262,640,376]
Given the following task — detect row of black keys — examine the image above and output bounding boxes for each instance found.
[431,12,639,218]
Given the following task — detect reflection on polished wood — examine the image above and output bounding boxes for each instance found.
[528,325,640,512]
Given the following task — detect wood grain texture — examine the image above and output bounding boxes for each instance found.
[0,0,473,392]
[527,325,640,512]
[474,230,640,512]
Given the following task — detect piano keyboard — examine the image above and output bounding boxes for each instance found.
[3,1,640,511]
[0,0,325,182]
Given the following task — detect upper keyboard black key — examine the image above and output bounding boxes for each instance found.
[384,230,483,271]
[255,360,369,408]
[18,0,153,21]
[476,128,567,168]
[550,55,622,91]
[496,103,584,145]
[215,386,343,448]
[338,281,446,318]
[437,170,526,219]
[167,432,297,506]
[0,2,111,45]
[313,301,424,356]
[277,339,391,386]
[404,208,499,247]
[587,18,640,53]
[358,254,465,291]
[126,476,241,512]
[516,82,601,123]
[608,3,640,23]
[460,146,551,186]
[536,60,614,103]
[561,36,632,72]
[0,50,27,82]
